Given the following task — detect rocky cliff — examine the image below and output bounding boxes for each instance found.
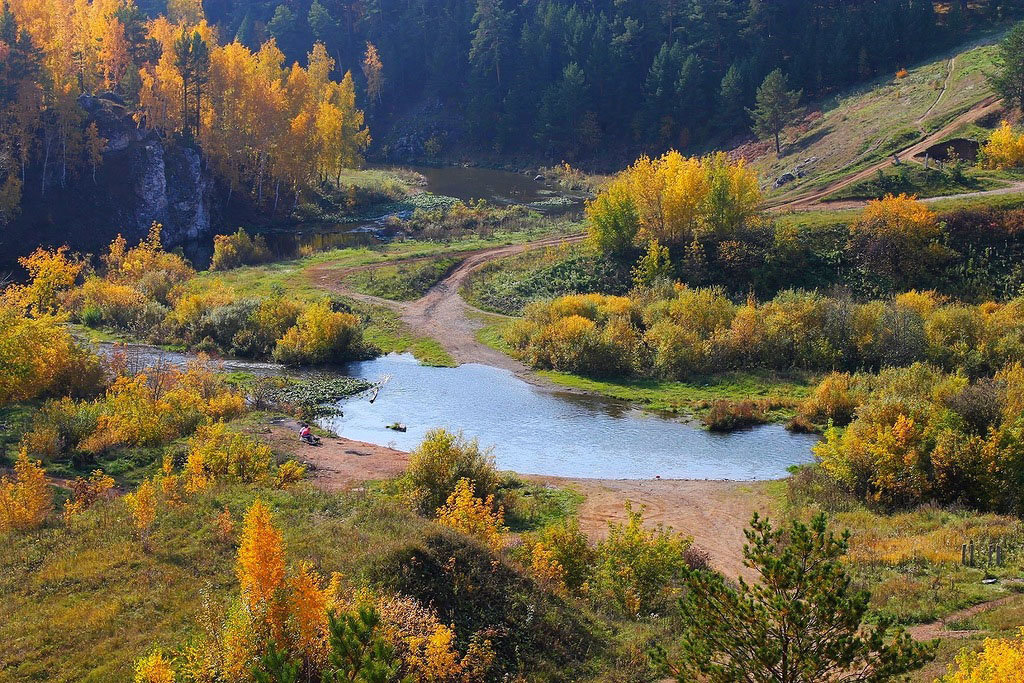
[77,93,214,247]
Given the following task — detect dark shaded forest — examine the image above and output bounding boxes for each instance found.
[196,0,1020,161]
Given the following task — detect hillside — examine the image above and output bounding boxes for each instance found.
[749,33,1006,205]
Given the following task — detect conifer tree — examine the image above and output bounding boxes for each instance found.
[748,69,803,155]
[659,513,936,682]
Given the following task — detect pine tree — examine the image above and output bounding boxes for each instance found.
[321,606,403,683]
[989,21,1024,112]
[658,513,936,682]
[748,68,803,155]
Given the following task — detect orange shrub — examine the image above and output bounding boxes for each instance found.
[210,228,272,271]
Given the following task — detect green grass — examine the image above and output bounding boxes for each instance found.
[537,370,811,417]
[756,33,1004,199]
[826,165,1006,201]
[355,302,455,367]
[0,484,431,682]
[343,257,460,301]
[475,321,813,417]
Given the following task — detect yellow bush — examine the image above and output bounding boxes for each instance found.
[210,228,272,271]
[530,541,567,591]
[942,628,1024,681]
[0,301,102,405]
[276,460,308,488]
[0,450,53,535]
[66,277,149,330]
[134,651,176,683]
[104,223,194,303]
[273,300,363,365]
[125,479,157,537]
[183,422,274,492]
[16,245,83,315]
[436,478,505,550]
[980,121,1024,169]
[587,150,761,248]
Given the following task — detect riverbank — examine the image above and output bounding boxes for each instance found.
[261,417,778,580]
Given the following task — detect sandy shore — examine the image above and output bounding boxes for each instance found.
[263,421,773,579]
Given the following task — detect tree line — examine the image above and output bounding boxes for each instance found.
[202,0,1019,160]
[0,0,370,224]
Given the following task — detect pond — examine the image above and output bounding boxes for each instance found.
[325,354,818,481]
[96,345,818,481]
[409,165,552,205]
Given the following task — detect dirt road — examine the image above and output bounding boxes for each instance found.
[773,95,1003,210]
[307,234,585,371]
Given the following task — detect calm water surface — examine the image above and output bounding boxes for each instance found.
[325,354,818,481]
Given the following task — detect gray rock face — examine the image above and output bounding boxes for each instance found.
[79,92,213,247]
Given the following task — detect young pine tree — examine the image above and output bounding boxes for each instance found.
[659,513,936,682]
[748,69,803,155]
[989,21,1024,112]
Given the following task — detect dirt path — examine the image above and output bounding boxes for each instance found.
[916,57,955,126]
[307,233,586,371]
[773,95,1003,210]
[907,593,1022,641]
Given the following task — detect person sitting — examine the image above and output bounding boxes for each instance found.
[299,423,317,445]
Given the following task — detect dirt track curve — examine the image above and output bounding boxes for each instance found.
[307,234,586,372]
[773,95,1004,211]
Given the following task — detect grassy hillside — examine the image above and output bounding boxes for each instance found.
[752,34,1003,199]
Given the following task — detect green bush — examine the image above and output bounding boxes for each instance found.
[404,429,499,514]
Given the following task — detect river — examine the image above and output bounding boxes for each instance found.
[327,354,817,481]
[97,345,818,481]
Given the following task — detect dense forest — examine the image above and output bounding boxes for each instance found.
[196,0,1022,160]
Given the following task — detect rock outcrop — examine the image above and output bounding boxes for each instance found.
[78,92,213,247]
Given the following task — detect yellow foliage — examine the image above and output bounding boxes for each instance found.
[103,224,194,303]
[275,460,307,489]
[853,193,940,243]
[435,478,505,551]
[0,450,53,535]
[62,469,114,522]
[942,628,1024,682]
[134,651,176,683]
[980,121,1024,170]
[586,149,761,248]
[530,541,567,591]
[125,479,158,535]
[236,499,286,612]
[16,245,82,315]
[183,422,274,492]
[273,299,362,365]
[376,594,468,681]
[0,300,99,405]
[210,228,271,271]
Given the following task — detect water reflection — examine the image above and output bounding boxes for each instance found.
[327,354,818,481]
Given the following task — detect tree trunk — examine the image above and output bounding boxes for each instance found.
[775,130,781,155]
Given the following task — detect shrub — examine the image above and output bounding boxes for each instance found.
[850,194,945,289]
[0,450,53,535]
[702,399,771,431]
[405,428,499,514]
[15,245,83,315]
[589,503,691,616]
[210,228,272,271]
[980,120,1024,169]
[103,224,194,304]
[0,302,106,406]
[273,300,364,365]
[941,628,1024,681]
[586,150,761,248]
[63,469,115,521]
[435,478,505,551]
[535,520,595,592]
[183,422,275,492]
